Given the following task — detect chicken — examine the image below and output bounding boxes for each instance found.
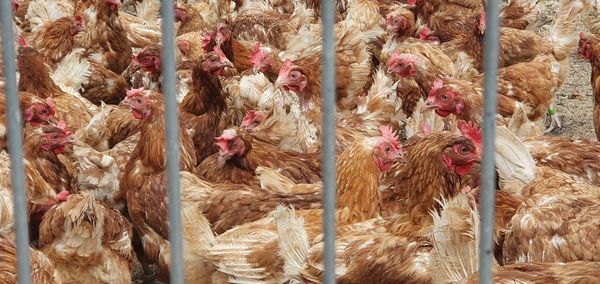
[79,61,128,106]
[465,262,600,283]
[206,23,257,73]
[123,44,162,91]
[176,32,206,64]
[439,0,584,78]
[381,120,482,219]
[120,90,198,281]
[523,135,600,186]
[486,125,600,264]
[22,122,73,194]
[39,193,134,284]
[273,25,376,114]
[118,0,162,48]
[422,0,540,43]
[175,169,322,234]
[31,14,85,67]
[230,0,314,50]
[0,153,66,229]
[180,46,233,163]
[195,126,322,184]
[579,32,600,141]
[0,234,55,284]
[424,53,559,132]
[74,0,132,74]
[430,189,600,284]
[17,45,93,132]
[203,126,402,283]
[286,123,482,283]
[0,92,55,151]
[174,1,218,36]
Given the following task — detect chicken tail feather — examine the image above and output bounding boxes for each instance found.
[494,124,537,190]
[273,205,310,284]
[430,193,485,284]
[545,0,589,61]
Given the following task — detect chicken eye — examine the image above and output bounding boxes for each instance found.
[290,71,300,79]
[41,109,48,115]
[53,134,59,139]
[209,55,219,62]
[384,145,391,153]
[459,146,469,154]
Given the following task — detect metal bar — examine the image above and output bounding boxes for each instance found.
[479,0,500,283]
[0,3,33,284]
[320,0,337,283]
[159,0,184,283]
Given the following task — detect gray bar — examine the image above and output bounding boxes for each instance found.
[159,0,184,283]
[479,1,500,283]
[0,2,33,283]
[320,0,337,283]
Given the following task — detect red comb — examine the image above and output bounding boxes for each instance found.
[16,35,28,47]
[45,97,56,110]
[457,120,482,153]
[478,10,486,31]
[408,0,417,6]
[250,42,261,62]
[419,26,430,40]
[428,78,444,97]
[126,87,145,97]
[379,125,401,150]
[244,110,256,119]
[57,191,70,202]
[279,59,293,76]
[202,33,212,51]
[56,121,73,136]
[214,46,228,60]
[420,121,432,135]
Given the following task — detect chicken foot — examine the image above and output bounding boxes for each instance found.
[544,101,562,133]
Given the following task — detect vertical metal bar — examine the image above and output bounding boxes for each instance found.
[320,0,336,283]
[0,3,33,284]
[159,0,184,283]
[479,0,500,283]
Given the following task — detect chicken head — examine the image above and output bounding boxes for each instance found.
[215,128,249,163]
[477,10,486,34]
[250,42,274,73]
[241,110,267,131]
[388,53,419,78]
[177,39,190,56]
[386,13,409,34]
[441,138,480,177]
[102,0,121,12]
[215,23,232,47]
[40,121,74,155]
[202,46,234,75]
[372,125,403,171]
[578,32,594,60]
[24,97,56,127]
[12,0,19,12]
[122,88,154,120]
[418,26,440,43]
[132,46,161,73]
[174,3,188,22]
[70,15,86,36]
[426,79,465,117]
[275,59,307,92]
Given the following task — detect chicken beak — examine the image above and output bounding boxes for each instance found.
[223,59,234,69]
[252,66,260,74]
[423,101,436,111]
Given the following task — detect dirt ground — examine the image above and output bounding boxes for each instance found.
[538,0,595,140]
